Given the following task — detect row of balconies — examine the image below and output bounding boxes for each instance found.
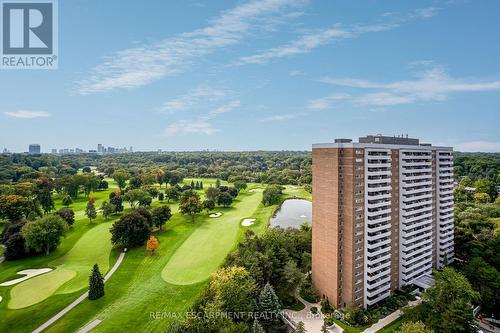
[402,236,432,252]
[403,224,432,238]
[366,289,391,305]
[366,281,391,296]
[402,232,432,247]
[367,259,391,273]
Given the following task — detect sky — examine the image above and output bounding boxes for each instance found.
[1,0,500,152]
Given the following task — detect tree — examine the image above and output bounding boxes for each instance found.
[109,189,124,213]
[134,207,153,227]
[22,215,68,255]
[0,194,32,221]
[34,176,55,214]
[203,199,215,213]
[62,195,72,206]
[190,180,195,189]
[179,190,202,221]
[473,192,490,204]
[252,319,264,333]
[168,171,183,186]
[110,211,151,247]
[4,233,28,261]
[234,180,247,191]
[101,201,115,220]
[205,187,220,202]
[88,264,105,300]
[85,198,97,222]
[396,321,433,333]
[112,170,130,190]
[151,205,172,230]
[146,235,159,254]
[124,189,151,208]
[295,321,306,333]
[475,178,496,201]
[405,267,479,333]
[320,323,329,333]
[165,186,180,202]
[82,166,92,173]
[55,207,75,226]
[209,266,256,314]
[463,257,500,316]
[282,259,305,298]
[217,192,233,207]
[262,185,283,206]
[215,178,221,188]
[227,187,239,198]
[200,181,203,189]
[158,192,164,201]
[258,283,281,327]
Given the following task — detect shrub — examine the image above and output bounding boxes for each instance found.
[55,207,75,226]
[311,306,318,314]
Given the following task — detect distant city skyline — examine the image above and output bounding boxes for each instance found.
[1,1,500,152]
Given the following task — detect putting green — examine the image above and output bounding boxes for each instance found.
[162,191,263,285]
[9,270,76,309]
[7,222,112,309]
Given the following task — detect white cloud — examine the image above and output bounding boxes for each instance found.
[208,100,241,117]
[237,7,438,65]
[307,93,351,110]
[158,85,227,114]
[75,0,305,94]
[164,119,218,136]
[455,141,500,152]
[3,110,51,119]
[319,63,500,107]
[289,70,305,76]
[261,113,299,121]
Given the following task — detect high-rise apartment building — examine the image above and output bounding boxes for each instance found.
[28,144,41,154]
[312,135,454,309]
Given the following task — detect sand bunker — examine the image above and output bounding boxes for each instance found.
[0,268,53,287]
[209,212,222,218]
[241,218,256,227]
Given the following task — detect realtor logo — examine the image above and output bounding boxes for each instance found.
[1,0,58,69]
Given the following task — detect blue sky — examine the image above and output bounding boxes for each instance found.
[1,0,500,152]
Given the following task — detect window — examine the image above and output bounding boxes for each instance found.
[356,150,363,155]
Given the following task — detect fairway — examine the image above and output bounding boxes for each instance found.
[161,190,263,285]
[7,222,113,309]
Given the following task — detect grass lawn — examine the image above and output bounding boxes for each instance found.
[0,179,311,332]
[162,189,262,285]
[7,221,114,309]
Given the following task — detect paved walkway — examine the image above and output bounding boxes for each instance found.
[282,296,343,333]
[76,319,102,333]
[32,252,126,333]
[362,299,421,333]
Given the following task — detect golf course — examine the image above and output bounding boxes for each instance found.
[0,178,310,332]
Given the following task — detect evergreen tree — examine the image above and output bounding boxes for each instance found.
[296,321,307,333]
[252,319,264,333]
[258,283,281,327]
[191,180,195,189]
[215,178,221,188]
[200,181,203,189]
[88,264,105,300]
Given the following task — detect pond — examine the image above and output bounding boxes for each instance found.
[270,199,312,229]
